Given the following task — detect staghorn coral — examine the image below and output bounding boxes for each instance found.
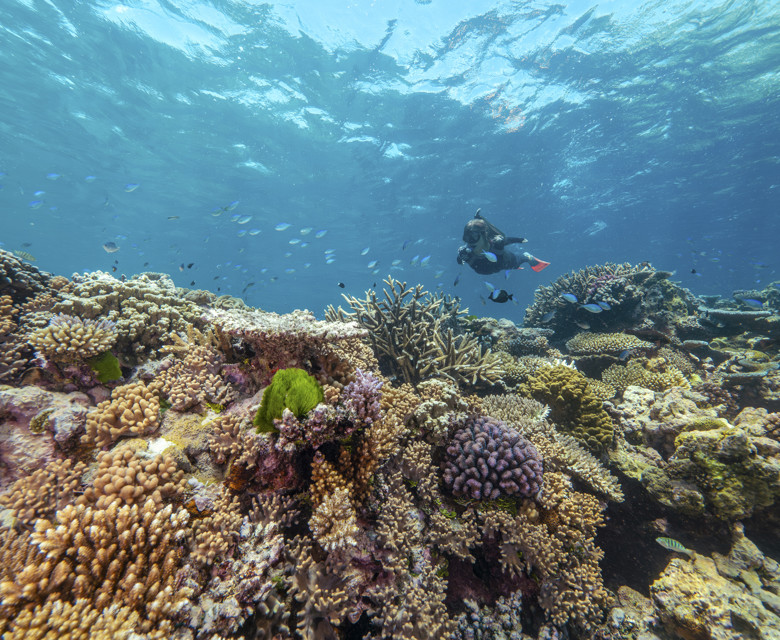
[565,331,653,356]
[443,415,544,501]
[77,449,187,509]
[520,364,614,451]
[81,381,161,447]
[51,271,204,361]
[0,497,191,634]
[326,276,503,388]
[28,313,116,362]
[602,357,690,394]
[482,394,624,502]
[0,458,86,526]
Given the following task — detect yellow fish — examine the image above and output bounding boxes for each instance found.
[13,250,36,262]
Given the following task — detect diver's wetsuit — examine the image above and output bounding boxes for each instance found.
[456,209,549,275]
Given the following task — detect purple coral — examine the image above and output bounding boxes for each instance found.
[341,369,383,425]
[444,416,543,501]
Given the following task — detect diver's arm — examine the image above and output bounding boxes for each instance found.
[502,236,527,246]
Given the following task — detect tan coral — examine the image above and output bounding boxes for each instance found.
[0,294,15,334]
[205,413,245,465]
[565,331,653,355]
[189,489,243,567]
[1,497,191,635]
[309,487,360,552]
[77,449,186,509]
[0,458,86,525]
[603,357,690,393]
[81,381,161,447]
[28,313,116,361]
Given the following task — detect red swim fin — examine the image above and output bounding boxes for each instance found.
[529,257,550,272]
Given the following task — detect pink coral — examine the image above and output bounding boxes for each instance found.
[341,368,383,425]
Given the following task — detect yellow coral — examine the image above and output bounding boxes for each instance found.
[566,331,653,355]
[29,313,116,361]
[81,381,161,447]
[602,357,690,393]
[519,365,614,451]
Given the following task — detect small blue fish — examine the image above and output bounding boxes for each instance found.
[596,301,611,311]
[289,238,301,245]
[484,281,496,292]
[421,255,431,266]
[230,214,241,222]
[482,251,498,263]
[300,227,313,235]
[739,298,764,309]
[367,260,378,269]
[84,175,97,182]
[46,172,60,180]
[655,537,693,556]
[237,230,247,237]
[33,190,45,197]
[361,247,370,255]
[315,229,328,238]
[454,274,461,286]
[326,258,336,264]
[237,215,252,224]
[580,303,603,313]
[28,200,43,209]
[619,349,632,361]
[504,270,511,279]
[226,200,240,211]
[249,228,261,236]
[410,255,420,266]
[541,310,556,323]
[561,293,578,303]
[124,183,139,192]
[275,223,291,231]
[402,240,411,250]
[285,268,295,274]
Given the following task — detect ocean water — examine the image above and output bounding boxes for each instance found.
[1,0,778,316]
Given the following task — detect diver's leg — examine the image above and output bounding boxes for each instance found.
[521,251,550,272]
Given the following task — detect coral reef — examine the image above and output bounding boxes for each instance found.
[602,356,690,395]
[443,415,544,501]
[0,248,51,302]
[326,277,504,388]
[28,313,117,362]
[81,381,161,447]
[520,364,614,451]
[565,331,653,356]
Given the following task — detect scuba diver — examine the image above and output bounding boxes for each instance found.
[456,209,550,275]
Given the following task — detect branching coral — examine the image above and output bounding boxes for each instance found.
[28,313,116,362]
[81,381,161,447]
[0,497,192,636]
[309,486,360,552]
[520,365,614,451]
[326,277,503,388]
[0,458,86,525]
[443,415,543,501]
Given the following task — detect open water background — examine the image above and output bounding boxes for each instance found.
[1,0,778,316]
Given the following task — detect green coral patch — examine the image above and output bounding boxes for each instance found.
[88,351,122,383]
[254,367,324,433]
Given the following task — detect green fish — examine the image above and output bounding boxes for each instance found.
[656,537,693,556]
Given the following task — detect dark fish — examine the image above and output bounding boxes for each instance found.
[242,282,255,293]
[213,276,219,280]
[187,263,194,269]
[217,286,221,291]
[373,282,377,287]
[190,280,195,286]
[402,240,411,250]
[143,262,149,267]
[179,264,185,272]
[488,289,513,303]
[21,242,32,248]
[454,273,460,286]
[337,282,345,288]
[167,215,180,220]
[112,266,117,272]
[102,241,119,253]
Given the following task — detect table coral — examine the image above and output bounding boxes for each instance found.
[28,313,116,362]
[520,364,614,451]
[81,381,161,448]
[443,415,543,501]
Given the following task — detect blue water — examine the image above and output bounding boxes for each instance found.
[1,0,778,316]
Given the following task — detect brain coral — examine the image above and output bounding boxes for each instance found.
[519,364,614,451]
[443,415,543,500]
[29,313,116,361]
[565,331,653,356]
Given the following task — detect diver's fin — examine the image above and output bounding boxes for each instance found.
[529,257,550,272]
